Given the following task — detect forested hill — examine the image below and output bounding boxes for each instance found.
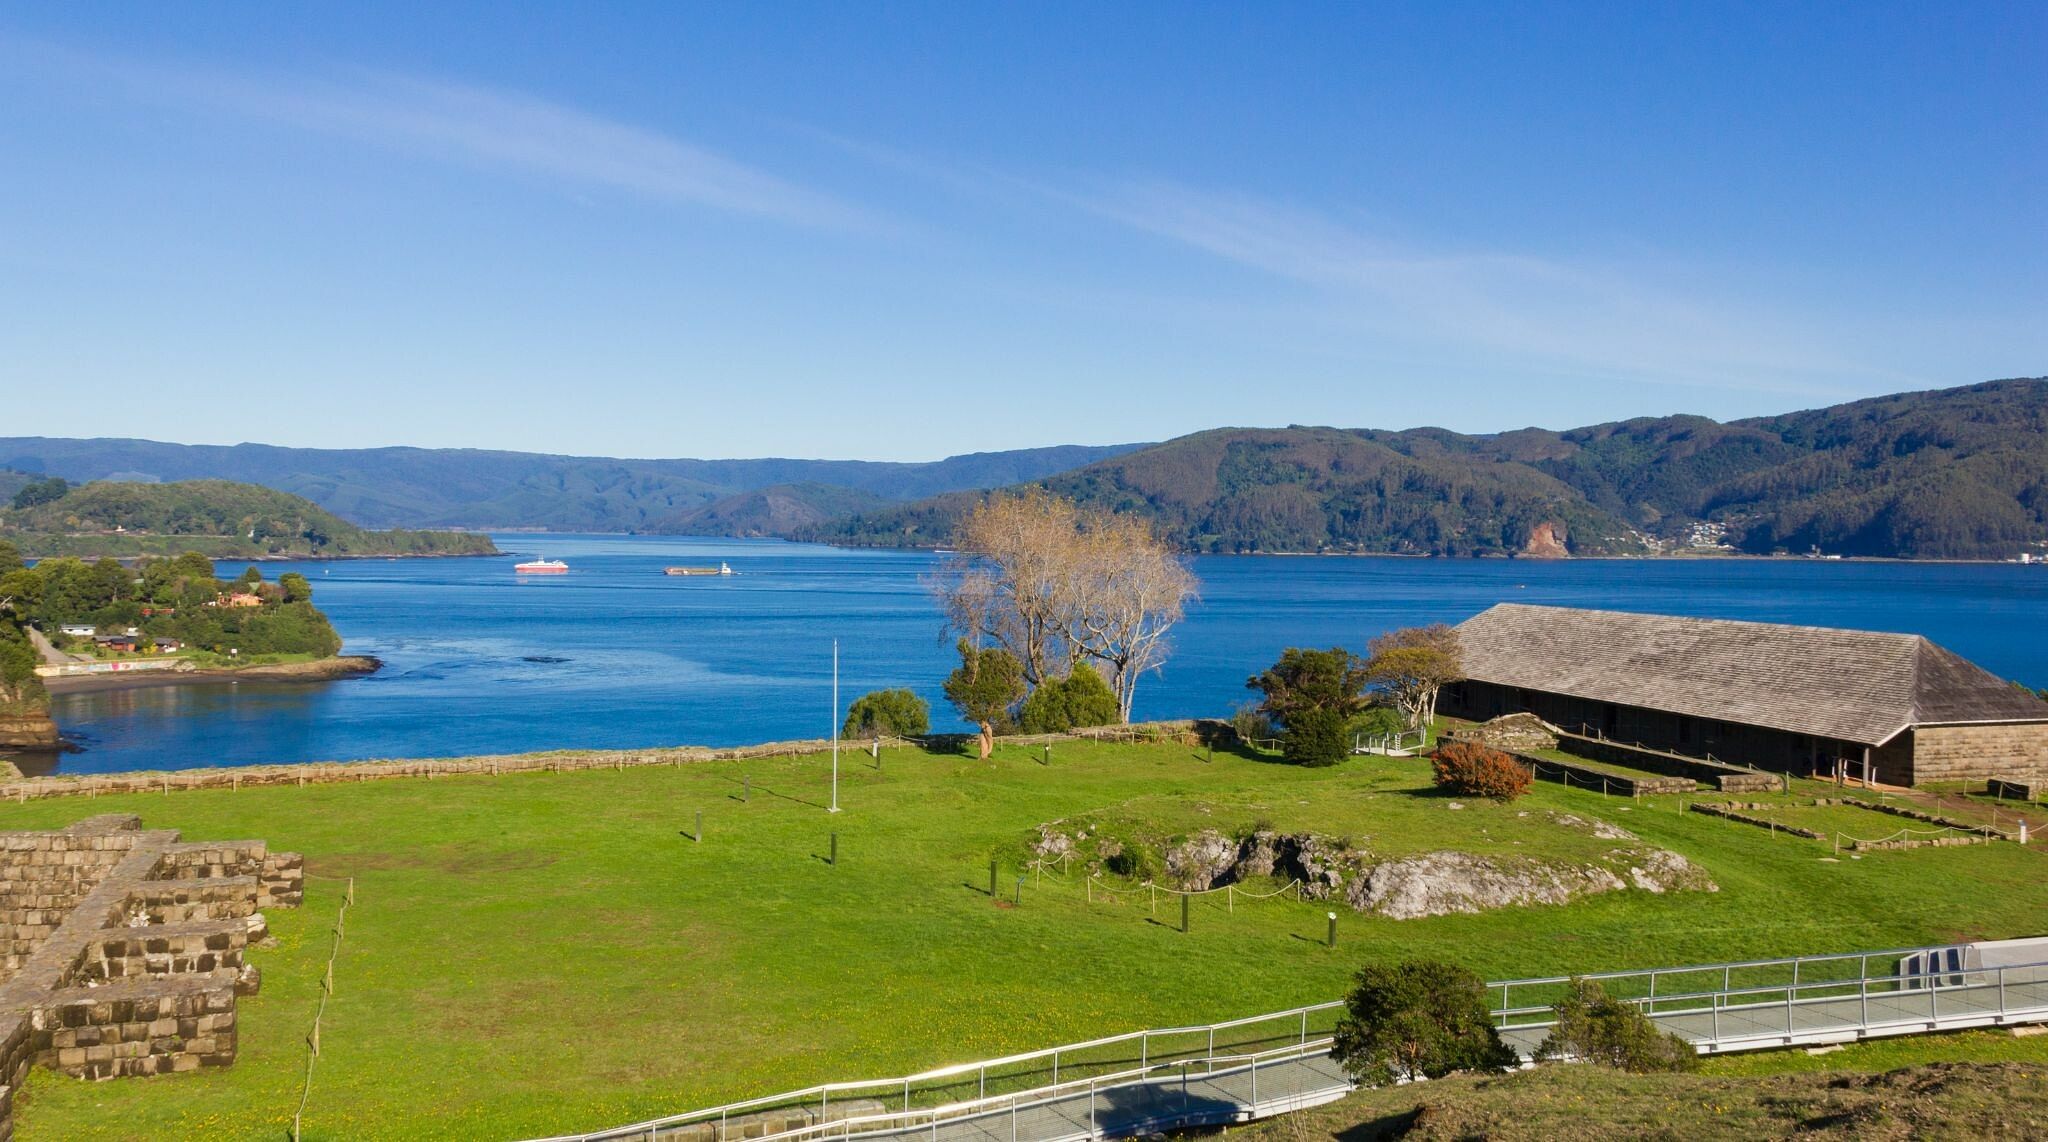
[0,479,498,559]
[0,438,1147,532]
[805,378,2048,560]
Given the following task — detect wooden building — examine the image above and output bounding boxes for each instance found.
[1440,604,2048,786]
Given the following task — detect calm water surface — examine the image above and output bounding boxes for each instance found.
[21,535,2048,774]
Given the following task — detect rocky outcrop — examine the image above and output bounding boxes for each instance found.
[1350,844,1713,919]
[0,713,59,750]
[1046,810,1714,921]
[1521,521,1570,559]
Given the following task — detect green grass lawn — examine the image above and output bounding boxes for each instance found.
[5,740,2046,1140]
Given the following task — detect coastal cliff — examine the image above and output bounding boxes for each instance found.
[0,710,59,749]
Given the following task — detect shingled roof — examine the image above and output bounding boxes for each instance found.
[1454,604,2048,747]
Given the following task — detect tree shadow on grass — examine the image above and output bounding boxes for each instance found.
[1334,1107,1431,1142]
[709,772,828,811]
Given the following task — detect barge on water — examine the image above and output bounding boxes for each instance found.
[664,562,735,577]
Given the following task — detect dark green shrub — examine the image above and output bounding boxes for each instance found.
[1535,977,1700,1072]
[1017,664,1121,733]
[842,689,931,738]
[1282,708,1350,767]
[1332,959,1520,1085]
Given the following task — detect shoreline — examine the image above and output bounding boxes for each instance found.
[43,655,382,696]
[18,549,502,565]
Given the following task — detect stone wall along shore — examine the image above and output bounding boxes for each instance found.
[0,722,1206,806]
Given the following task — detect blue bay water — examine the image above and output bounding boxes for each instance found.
[23,534,2048,774]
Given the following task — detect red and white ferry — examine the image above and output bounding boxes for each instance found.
[514,558,570,574]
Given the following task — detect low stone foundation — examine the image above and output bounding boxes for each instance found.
[0,815,302,1137]
[1688,802,1826,840]
[1556,734,1783,792]
[1988,777,2045,802]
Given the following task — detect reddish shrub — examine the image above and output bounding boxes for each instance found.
[1432,741,1533,801]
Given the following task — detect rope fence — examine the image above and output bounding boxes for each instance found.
[1833,825,1997,853]
[291,875,356,1142]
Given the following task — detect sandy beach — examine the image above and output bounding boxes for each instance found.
[42,656,383,695]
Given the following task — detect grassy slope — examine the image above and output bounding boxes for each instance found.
[1239,1055,2048,1140]
[3,742,2045,1140]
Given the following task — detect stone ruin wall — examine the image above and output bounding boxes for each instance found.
[0,815,302,1141]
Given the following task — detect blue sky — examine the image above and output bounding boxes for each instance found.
[2,2,2042,460]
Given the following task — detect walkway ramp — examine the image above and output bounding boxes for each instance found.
[531,940,2048,1142]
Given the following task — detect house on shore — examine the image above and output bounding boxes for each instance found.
[1440,603,2048,787]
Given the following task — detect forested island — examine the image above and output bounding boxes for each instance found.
[0,477,497,560]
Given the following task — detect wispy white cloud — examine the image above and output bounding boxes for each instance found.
[5,37,869,230]
[1049,178,1922,398]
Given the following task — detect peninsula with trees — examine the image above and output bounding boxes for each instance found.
[0,477,497,560]
[0,541,374,746]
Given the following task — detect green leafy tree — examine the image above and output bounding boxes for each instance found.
[943,639,1026,760]
[1331,959,1519,1086]
[1535,978,1699,1072]
[1247,647,1371,723]
[1248,647,1370,765]
[0,541,22,575]
[1017,664,1121,733]
[1364,624,1464,733]
[9,475,69,510]
[843,689,930,739]
[279,572,314,604]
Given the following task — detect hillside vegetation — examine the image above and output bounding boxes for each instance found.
[0,480,497,559]
[0,439,1145,532]
[810,378,2048,559]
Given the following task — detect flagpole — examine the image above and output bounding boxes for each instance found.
[829,639,840,813]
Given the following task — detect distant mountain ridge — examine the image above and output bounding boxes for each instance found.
[9,378,2045,559]
[805,378,2048,560]
[0,439,1148,533]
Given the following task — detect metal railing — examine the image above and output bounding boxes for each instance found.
[1492,945,2048,1054]
[530,942,2048,1142]
[524,1002,1344,1142]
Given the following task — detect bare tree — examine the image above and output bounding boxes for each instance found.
[935,490,1084,688]
[1363,624,1465,731]
[931,490,1195,723]
[1072,514,1197,722]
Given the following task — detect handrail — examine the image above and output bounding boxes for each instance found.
[1486,940,1992,990]
[733,1039,1338,1142]
[522,1000,1345,1141]
[532,939,2048,1142]
[1494,959,2048,1024]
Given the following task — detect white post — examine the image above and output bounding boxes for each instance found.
[829,639,840,814]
